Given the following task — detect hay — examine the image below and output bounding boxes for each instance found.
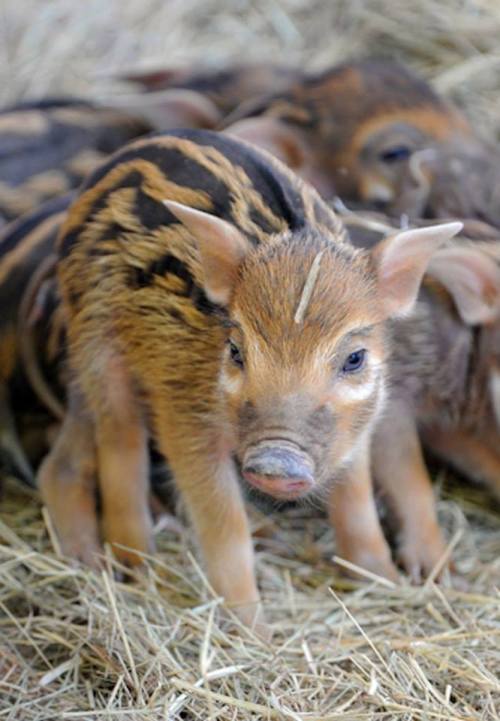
[1,1,500,718]
[2,0,500,140]
[1,475,499,719]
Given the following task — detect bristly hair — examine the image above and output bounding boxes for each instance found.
[294,249,325,324]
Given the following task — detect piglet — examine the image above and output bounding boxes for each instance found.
[38,129,460,627]
[345,215,500,580]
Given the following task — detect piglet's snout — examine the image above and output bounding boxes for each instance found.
[242,441,315,499]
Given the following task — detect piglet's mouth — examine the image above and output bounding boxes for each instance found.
[242,472,313,500]
[241,440,315,500]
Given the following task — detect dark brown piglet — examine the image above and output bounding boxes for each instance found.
[0,100,150,222]
[225,59,489,222]
[0,194,72,483]
[118,61,302,115]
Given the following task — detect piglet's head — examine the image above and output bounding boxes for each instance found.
[165,199,461,500]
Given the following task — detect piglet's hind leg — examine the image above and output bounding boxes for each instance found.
[38,390,100,567]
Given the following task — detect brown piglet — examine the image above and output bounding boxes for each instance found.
[38,129,460,629]
[225,59,483,218]
[346,218,500,580]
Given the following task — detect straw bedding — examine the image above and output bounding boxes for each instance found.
[1,1,499,718]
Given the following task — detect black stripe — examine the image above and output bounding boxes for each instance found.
[59,170,144,259]
[0,204,65,329]
[58,227,81,260]
[166,129,307,232]
[0,98,93,113]
[129,251,223,317]
[145,253,193,286]
[81,129,306,236]
[134,186,177,231]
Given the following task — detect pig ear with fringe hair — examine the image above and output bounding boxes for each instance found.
[163,201,251,306]
[371,221,463,319]
[110,89,221,131]
[426,245,500,325]
[225,116,309,171]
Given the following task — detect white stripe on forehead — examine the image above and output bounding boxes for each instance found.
[294,249,325,324]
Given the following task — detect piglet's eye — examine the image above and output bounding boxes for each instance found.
[379,145,411,163]
[342,349,366,373]
[228,340,244,368]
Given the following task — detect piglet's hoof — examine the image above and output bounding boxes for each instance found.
[60,535,103,570]
[42,506,102,570]
[335,546,401,585]
[397,528,452,584]
[225,601,272,641]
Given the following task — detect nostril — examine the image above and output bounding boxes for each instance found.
[242,443,314,484]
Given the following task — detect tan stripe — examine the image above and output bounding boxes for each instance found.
[0,171,69,217]
[59,156,213,241]
[349,107,470,157]
[0,211,65,286]
[161,136,287,238]
[50,106,134,128]
[117,133,289,236]
[66,149,107,177]
[0,111,48,135]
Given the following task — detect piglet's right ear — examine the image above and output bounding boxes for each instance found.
[372,221,463,319]
[163,201,250,306]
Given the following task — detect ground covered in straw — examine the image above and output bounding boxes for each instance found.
[1,476,499,720]
[1,0,500,718]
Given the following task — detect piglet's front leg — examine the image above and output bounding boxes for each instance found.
[155,418,265,635]
[372,400,448,583]
[329,434,399,583]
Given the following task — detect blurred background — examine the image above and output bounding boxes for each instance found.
[2,0,500,139]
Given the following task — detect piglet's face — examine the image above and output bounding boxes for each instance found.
[223,237,385,499]
[354,123,433,206]
[165,199,462,501]
[341,113,472,210]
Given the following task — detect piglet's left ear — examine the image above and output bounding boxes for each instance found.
[372,221,463,319]
[427,246,500,324]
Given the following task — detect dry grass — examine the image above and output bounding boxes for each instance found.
[1,1,500,718]
[2,0,500,139]
[1,475,499,720]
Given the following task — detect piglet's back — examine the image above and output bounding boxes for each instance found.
[57,128,344,319]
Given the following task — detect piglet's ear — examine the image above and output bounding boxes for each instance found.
[118,68,188,91]
[110,89,221,130]
[226,117,307,171]
[427,246,500,324]
[372,221,463,319]
[163,201,250,306]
